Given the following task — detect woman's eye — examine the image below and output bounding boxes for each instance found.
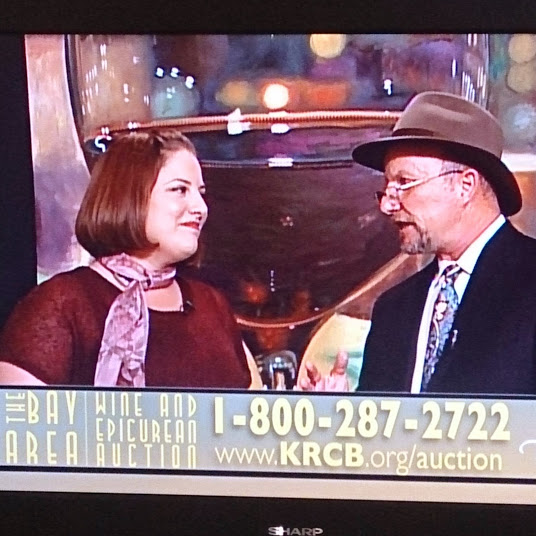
[170,186,188,194]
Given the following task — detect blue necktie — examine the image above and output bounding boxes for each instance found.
[422,264,462,391]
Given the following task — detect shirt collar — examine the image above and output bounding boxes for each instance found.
[436,214,506,277]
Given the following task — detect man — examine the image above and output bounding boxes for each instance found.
[305,91,536,394]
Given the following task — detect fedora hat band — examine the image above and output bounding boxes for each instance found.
[392,128,437,137]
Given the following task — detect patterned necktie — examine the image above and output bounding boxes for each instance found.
[422,264,462,391]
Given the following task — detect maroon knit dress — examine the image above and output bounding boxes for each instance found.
[0,267,251,388]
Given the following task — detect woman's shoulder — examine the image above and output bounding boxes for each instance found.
[179,275,233,311]
[29,266,116,304]
[180,275,223,297]
[37,266,100,290]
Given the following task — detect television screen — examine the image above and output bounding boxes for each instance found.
[2,33,536,535]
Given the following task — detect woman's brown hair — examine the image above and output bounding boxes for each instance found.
[75,130,196,259]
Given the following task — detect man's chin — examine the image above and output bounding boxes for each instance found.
[399,234,428,255]
[400,238,433,255]
[397,226,428,255]
[400,244,419,254]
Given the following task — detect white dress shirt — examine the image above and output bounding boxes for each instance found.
[410,215,506,393]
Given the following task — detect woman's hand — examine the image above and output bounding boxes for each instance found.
[0,362,46,385]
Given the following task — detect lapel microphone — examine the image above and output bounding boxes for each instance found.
[182,300,194,314]
[450,329,458,348]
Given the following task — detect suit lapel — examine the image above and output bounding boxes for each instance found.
[453,222,515,332]
[428,222,516,387]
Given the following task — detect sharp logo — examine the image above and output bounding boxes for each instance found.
[267,527,324,536]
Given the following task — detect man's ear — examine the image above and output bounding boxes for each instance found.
[458,168,479,205]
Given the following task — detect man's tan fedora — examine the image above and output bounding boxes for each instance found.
[351,91,522,216]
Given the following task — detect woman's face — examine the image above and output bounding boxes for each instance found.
[143,149,208,269]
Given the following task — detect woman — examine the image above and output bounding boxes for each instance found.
[0,130,257,388]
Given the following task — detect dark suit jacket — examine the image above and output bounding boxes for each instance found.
[358,222,536,395]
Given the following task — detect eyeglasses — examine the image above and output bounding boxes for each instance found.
[374,169,465,205]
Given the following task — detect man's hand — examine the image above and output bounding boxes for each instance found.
[298,349,350,391]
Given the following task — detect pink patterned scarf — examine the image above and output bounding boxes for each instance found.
[93,253,176,387]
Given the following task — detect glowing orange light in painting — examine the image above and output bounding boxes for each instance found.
[509,34,536,63]
[309,34,346,59]
[262,83,290,109]
[303,81,349,108]
[216,80,254,107]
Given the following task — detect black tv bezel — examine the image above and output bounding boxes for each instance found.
[5,30,536,535]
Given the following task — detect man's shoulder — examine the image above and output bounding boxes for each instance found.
[484,223,536,272]
[505,225,536,253]
[501,221,536,241]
